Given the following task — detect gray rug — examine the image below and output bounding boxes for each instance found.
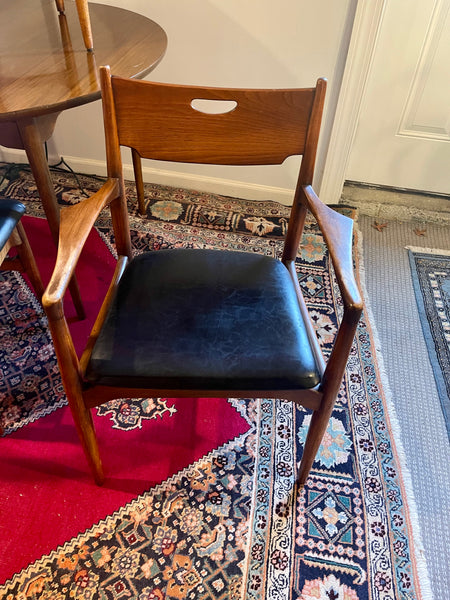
[407,247,450,436]
[357,213,450,600]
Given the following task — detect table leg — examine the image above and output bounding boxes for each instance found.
[16,116,86,320]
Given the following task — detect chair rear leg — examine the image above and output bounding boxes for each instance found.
[296,401,335,487]
[15,222,45,300]
[132,148,146,215]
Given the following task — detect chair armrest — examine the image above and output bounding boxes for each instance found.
[303,185,363,321]
[42,178,120,316]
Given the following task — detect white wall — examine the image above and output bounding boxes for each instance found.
[14,0,357,203]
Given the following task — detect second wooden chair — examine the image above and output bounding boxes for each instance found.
[55,0,93,50]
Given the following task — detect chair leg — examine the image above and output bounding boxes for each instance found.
[60,365,104,484]
[15,222,45,300]
[75,0,93,51]
[44,300,104,482]
[55,0,65,13]
[296,402,334,487]
[132,148,146,215]
[68,397,105,485]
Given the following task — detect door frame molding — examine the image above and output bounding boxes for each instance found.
[319,0,387,204]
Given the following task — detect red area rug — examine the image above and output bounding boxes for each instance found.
[0,216,249,583]
[0,397,247,583]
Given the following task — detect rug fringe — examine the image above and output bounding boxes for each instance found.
[405,246,450,256]
[356,226,435,600]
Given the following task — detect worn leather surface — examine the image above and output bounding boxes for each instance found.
[0,199,25,252]
[86,249,321,390]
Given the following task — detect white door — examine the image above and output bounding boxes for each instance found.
[345,0,450,196]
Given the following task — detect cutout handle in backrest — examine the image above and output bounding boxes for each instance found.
[191,98,238,115]
[111,77,318,166]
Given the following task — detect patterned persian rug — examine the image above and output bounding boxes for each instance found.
[0,165,431,599]
[408,247,450,437]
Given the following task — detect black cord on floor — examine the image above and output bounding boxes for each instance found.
[1,148,106,199]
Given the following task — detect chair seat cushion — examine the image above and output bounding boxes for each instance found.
[86,249,321,390]
[0,199,25,252]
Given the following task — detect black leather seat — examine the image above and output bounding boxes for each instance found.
[86,249,321,390]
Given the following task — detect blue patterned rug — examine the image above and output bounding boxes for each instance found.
[408,247,450,438]
[0,166,431,599]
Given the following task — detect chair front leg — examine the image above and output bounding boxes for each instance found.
[67,388,105,485]
[44,304,105,484]
[297,306,362,486]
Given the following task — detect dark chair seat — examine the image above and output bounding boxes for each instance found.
[86,249,321,390]
[0,199,25,251]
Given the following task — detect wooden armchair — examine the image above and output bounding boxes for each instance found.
[1,199,44,436]
[0,200,44,301]
[42,66,363,486]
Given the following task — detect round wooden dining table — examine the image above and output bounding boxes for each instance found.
[0,0,167,316]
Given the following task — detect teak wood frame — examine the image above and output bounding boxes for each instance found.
[42,66,363,486]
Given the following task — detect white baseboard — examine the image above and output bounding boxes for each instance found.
[0,148,294,206]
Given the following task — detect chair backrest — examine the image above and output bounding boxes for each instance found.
[100,66,326,184]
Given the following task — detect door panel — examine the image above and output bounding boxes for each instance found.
[346,0,450,195]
